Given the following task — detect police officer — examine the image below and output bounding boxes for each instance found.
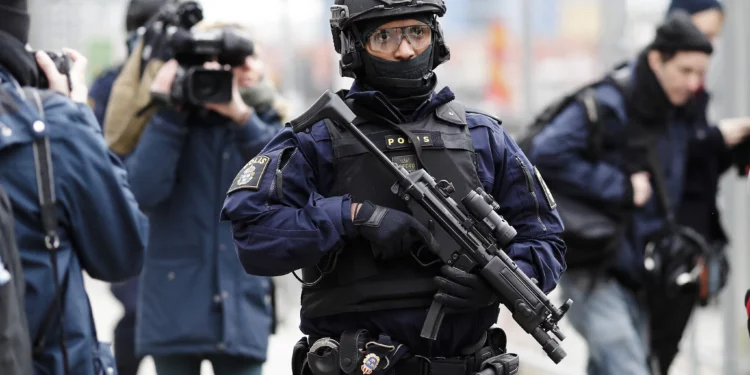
[528,12,714,375]
[0,0,149,373]
[221,1,566,374]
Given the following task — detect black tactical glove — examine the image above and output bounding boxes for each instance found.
[434,265,499,313]
[354,201,438,261]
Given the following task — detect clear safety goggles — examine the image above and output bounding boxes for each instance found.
[366,24,432,53]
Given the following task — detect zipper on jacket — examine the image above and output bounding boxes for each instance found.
[268,147,298,201]
[514,156,547,233]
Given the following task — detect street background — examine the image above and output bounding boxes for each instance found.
[27,0,750,374]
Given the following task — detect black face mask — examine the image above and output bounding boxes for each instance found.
[359,44,436,121]
[361,44,434,92]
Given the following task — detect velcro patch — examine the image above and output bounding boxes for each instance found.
[228,155,271,194]
[534,166,557,210]
[385,133,435,149]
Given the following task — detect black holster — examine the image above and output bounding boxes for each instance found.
[477,353,520,375]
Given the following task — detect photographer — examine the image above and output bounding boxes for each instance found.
[125,22,281,375]
[0,0,149,373]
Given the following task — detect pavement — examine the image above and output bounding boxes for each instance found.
[86,274,731,375]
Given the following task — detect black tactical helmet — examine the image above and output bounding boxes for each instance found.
[126,0,169,32]
[330,0,450,79]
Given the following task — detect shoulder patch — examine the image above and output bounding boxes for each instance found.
[227,155,271,194]
[534,166,557,210]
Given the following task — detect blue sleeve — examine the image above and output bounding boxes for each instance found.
[125,108,188,209]
[471,115,567,293]
[220,125,357,277]
[232,110,283,161]
[529,102,633,206]
[57,102,149,282]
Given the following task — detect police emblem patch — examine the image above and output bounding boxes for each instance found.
[227,155,271,194]
[361,353,380,374]
[534,166,557,210]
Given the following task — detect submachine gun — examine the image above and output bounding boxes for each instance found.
[289,90,573,364]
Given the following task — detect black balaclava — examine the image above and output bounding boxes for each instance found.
[0,0,38,86]
[356,14,437,119]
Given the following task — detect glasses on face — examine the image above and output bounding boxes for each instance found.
[366,24,432,54]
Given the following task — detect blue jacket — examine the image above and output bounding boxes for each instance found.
[127,106,281,360]
[0,68,149,374]
[88,65,122,127]
[221,83,566,357]
[529,75,691,289]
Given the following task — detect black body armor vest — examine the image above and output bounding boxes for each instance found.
[300,96,485,318]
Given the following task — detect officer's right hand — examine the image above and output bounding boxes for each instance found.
[36,48,88,104]
[353,201,438,261]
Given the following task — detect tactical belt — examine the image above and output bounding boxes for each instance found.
[294,328,519,375]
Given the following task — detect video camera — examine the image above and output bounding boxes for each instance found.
[145,1,255,107]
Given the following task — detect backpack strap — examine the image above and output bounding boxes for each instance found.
[20,88,71,375]
[577,63,633,161]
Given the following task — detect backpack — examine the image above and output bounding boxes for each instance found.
[518,63,632,269]
[518,62,631,161]
[0,185,33,375]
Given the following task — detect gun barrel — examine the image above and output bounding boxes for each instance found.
[531,327,566,364]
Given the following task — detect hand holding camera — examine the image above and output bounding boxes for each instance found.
[35,48,88,104]
[150,59,254,125]
[202,61,254,125]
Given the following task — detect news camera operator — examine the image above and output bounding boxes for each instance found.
[124,19,282,375]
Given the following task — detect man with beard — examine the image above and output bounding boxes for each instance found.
[221,0,566,374]
[528,11,714,375]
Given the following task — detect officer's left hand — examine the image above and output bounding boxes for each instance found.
[434,265,499,313]
[203,61,254,126]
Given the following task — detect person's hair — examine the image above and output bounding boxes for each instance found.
[658,50,678,63]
